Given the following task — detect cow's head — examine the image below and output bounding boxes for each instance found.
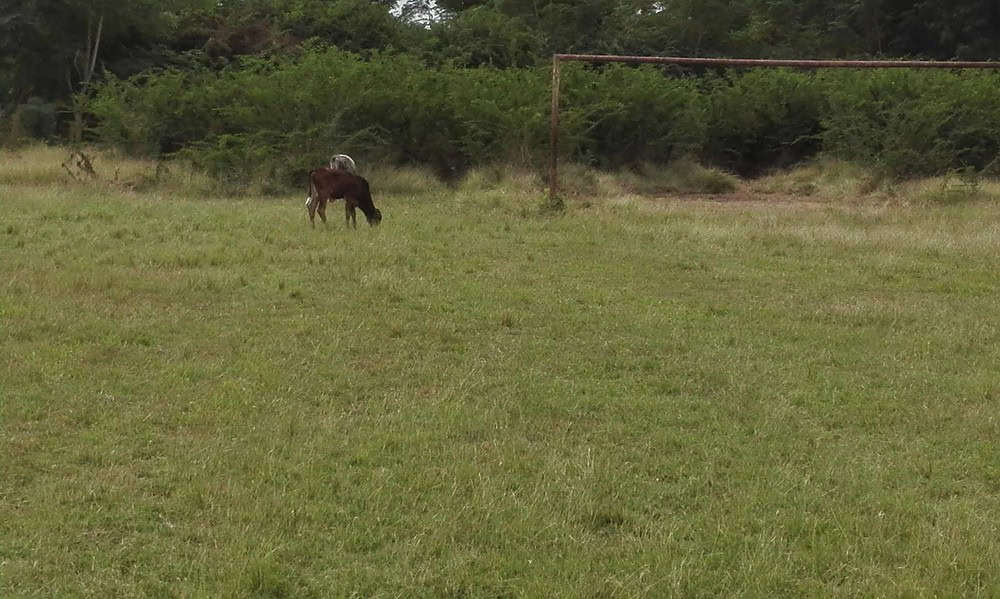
[367,208,382,226]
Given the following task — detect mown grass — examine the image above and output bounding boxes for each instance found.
[2,147,1000,597]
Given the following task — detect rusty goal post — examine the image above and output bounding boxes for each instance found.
[549,54,1000,203]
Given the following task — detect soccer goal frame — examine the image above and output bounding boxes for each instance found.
[548,54,1000,202]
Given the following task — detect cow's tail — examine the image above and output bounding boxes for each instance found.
[306,174,316,208]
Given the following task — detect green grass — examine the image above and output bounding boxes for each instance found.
[3,148,1000,597]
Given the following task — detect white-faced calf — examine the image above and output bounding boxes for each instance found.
[329,153,357,173]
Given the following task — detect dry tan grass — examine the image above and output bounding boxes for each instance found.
[0,144,217,197]
[0,144,78,186]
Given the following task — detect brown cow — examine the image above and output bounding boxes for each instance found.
[306,168,382,228]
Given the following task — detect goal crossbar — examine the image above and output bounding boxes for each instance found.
[548,54,1000,201]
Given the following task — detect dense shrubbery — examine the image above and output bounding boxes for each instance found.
[87,46,1000,188]
[702,69,826,176]
[90,48,558,182]
[820,70,1000,178]
[559,64,705,168]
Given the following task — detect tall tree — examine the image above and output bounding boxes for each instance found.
[1,0,191,107]
[889,0,1000,59]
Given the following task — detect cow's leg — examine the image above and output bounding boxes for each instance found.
[345,202,356,229]
[307,195,317,227]
[317,197,328,227]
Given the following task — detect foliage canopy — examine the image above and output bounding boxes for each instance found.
[4,0,1000,181]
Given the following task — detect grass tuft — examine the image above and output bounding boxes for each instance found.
[906,171,993,206]
[626,159,740,195]
[750,158,890,199]
[554,159,739,200]
[364,163,448,197]
[0,144,219,197]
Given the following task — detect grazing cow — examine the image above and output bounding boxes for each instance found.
[329,153,357,173]
[306,154,358,213]
[306,168,382,228]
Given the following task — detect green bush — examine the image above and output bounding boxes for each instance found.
[560,64,706,168]
[820,70,1000,178]
[702,69,826,176]
[85,48,1000,190]
[89,48,551,183]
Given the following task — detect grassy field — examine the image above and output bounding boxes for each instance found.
[2,147,1000,597]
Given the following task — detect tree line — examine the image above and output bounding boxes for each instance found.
[3,0,1000,181]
